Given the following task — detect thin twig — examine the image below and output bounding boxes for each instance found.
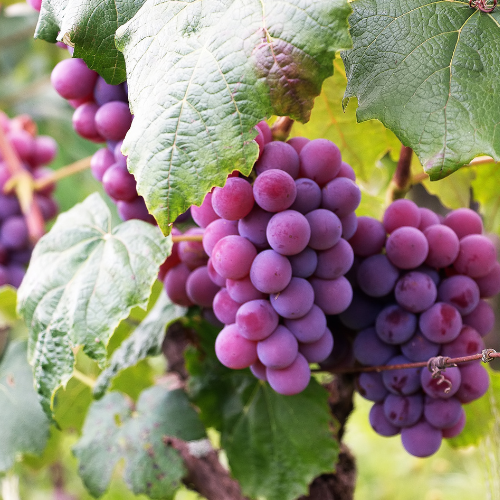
[321,349,499,375]
[271,117,294,142]
[33,155,92,191]
[386,144,413,203]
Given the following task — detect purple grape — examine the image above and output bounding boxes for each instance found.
[352,327,398,366]
[442,409,466,438]
[266,353,311,395]
[211,235,257,280]
[255,121,272,144]
[51,58,98,100]
[340,211,358,240]
[250,359,267,381]
[236,299,279,341]
[254,141,300,178]
[437,275,480,315]
[383,199,421,234]
[304,209,342,251]
[337,161,356,181]
[394,271,437,313]
[401,330,439,363]
[90,147,115,181]
[250,249,292,293]
[253,170,296,212]
[298,139,341,186]
[286,136,310,154]
[7,264,25,288]
[369,403,399,437]
[202,218,238,256]
[289,178,322,214]
[116,197,155,223]
[423,224,459,268]
[288,247,318,278]
[213,288,241,324]
[0,265,8,286]
[299,327,334,363]
[284,304,327,343]
[226,276,265,302]
[31,135,57,168]
[420,366,461,399]
[72,103,104,142]
[462,300,495,336]
[93,77,128,105]
[474,262,500,297]
[383,393,423,427]
[1,216,29,250]
[178,228,207,270]
[386,226,429,269]
[424,396,463,429]
[95,101,133,142]
[314,239,354,280]
[443,208,483,239]
[0,195,21,220]
[191,192,220,228]
[401,419,442,457]
[310,276,353,315]
[357,372,388,402]
[419,302,462,343]
[164,264,193,306]
[8,130,34,163]
[215,324,258,370]
[257,325,298,369]
[270,277,314,319]
[212,177,254,220]
[454,234,497,278]
[321,177,361,218]
[207,258,226,287]
[455,363,489,403]
[376,305,417,345]
[418,207,440,230]
[185,266,220,308]
[357,254,399,297]
[348,216,386,257]
[266,210,311,255]
[382,355,422,395]
[237,205,272,249]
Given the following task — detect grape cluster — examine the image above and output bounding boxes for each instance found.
[341,199,498,457]
[163,124,361,395]
[0,112,59,287]
[49,57,156,224]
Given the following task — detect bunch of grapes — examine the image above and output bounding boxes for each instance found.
[0,112,59,287]
[340,199,499,457]
[163,124,361,395]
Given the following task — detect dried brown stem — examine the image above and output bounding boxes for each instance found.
[321,349,499,375]
[271,116,295,142]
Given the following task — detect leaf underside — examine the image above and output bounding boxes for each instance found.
[342,0,500,180]
[16,193,170,416]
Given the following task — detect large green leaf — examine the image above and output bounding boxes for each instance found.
[342,0,500,180]
[0,341,50,472]
[34,0,145,84]
[94,290,186,399]
[187,334,339,500]
[115,0,351,232]
[73,386,206,498]
[17,193,170,416]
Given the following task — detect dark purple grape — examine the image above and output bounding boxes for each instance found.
[348,216,386,257]
[250,359,267,381]
[395,271,437,313]
[290,178,321,214]
[116,197,155,223]
[438,275,480,315]
[400,330,439,362]
[357,372,388,402]
[178,228,207,270]
[270,277,314,319]
[164,264,193,306]
[321,177,361,218]
[383,393,423,427]
[455,363,489,403]
[284,304,326,343]
[352,327,398,366]
[238,205,272,249]
[401,419,442,457]
[424,396,462,429]
[288,247,317,278]
[340,212,358,240]
[305,209,342,250]
[1,216,29,250]
[375,305,417,345]
[0,194,21,220]
[369,403,399,437]
[419,302,462,344]
[382,355,422,395]
[93,77,128,105]
[442,409,466,438]
[420,366,461,399]
[314,239,354,280]
[338,292,384,331]
[474,262,500,297]
[357,254,399,297]
[462,300,495,336]
[299,328,334,363]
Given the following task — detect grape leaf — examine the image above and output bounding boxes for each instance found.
[342,0,500,180]
[471,161,500,233]
[114,0,352,232]
[0,341,50,472]
[187,337,339,500]
[0,285,17,326]
[73,386,206,498]
[94,290,186,399]
[17,193,170,416]
[34,0,145,84]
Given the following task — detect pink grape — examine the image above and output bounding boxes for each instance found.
[254,141,300,178]
[453,234,497,278]
[212,177,254,220]
[474,262,500,297]
[185,266,220,308]
[266,210,311,255]
[298,139,341,186]
[191,191,220,228]
[236,300,279,341]
[284,304,327,343]
[215,324,258,369]
[202,218,238,256]
[383,198,421,234]
[310,276,353,315]
[257,325,298,369]
[253,169,296,212]
[437,275,480,315]
[211,235,257,280]
[270,277,314,319]
[164,264,193,307]
[386,226,429,269]
[213,289,241,324]
[299,328,334,363]
[462,300,495,336]
[321,177,361,218]
[290,178,322,214]
[250,249,292,294]
[51,58,98,100]
[226,276,265,302]
[348,216,386,257]
[266,353,311,395]
[423,224,459,268]
[305,209,342,250]
[443,208,483,239]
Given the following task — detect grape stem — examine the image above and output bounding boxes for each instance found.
[321,349,500,374]
[386,144,413,203]
[172,234,204,243]
[0,123,45,242]
[33,155,92,191]
[271,116,294,142]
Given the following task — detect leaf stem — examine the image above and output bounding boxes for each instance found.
[386,144,413,203]
[33,155,92,192]
[72,369,96,389]
[271,117,294,142]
